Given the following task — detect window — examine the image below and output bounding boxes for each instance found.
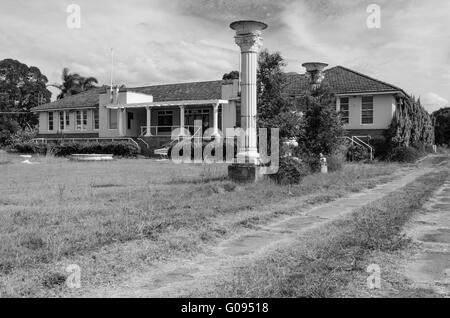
[361,96,374,124]
[340,97,349,124]
[93,109,99,130]
[109,109,117,129]
[76,110,88,130]
[65,111,70,128]
[76,110,82,130]
[48,112,54,131]
[59,111,65,130]
[82,110,87,130]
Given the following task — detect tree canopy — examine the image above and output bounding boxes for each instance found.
[0,59,51,144]
[49,67,98,100]
[433,107,450,146]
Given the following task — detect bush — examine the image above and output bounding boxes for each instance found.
[14,141,139,157]
[370,138,391,160]
[13,142,47,154]
[51,142,139,157]
[347,144,370,161]
[269,156,310,185]
[387,146,422,163]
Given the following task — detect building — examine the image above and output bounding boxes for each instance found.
[32,64,407,153]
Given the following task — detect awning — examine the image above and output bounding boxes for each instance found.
[106,99,229,109]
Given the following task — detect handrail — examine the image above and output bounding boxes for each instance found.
[342,136,374,160]
[352,136,374,160]
[136,137,149,149]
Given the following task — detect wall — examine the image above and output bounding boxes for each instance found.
[37,109,98,136]
[336,94,396,130]
[221,79,239,137]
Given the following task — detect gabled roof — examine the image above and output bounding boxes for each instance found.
[33,66,405,112]
[32,80,223,111]
[284,66,405,96]
[128,80,223,102]
[32,88,103,111]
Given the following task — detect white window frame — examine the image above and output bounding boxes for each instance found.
[93,109,99,130]
[48,112,54,131]
[361,96,374,125]
[76,110,88,131]
[340,97,349,124]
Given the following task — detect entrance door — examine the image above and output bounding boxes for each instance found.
[185,109,210,135]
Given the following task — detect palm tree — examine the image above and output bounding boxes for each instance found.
[79,77,98,91]
[49,68,98,100]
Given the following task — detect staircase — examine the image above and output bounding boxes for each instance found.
[344,136,374,160]
[134,136,172,157]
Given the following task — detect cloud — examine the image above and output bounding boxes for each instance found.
[421,92,449,113]
[0,0,449,105]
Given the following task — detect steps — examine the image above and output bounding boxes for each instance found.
[134,136,172,157]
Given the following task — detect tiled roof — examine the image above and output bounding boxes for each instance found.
[284,66,404,96]
[33,81,223,111]
[33,67,404,111]
[32,88,103,111]
[129,80,223,102]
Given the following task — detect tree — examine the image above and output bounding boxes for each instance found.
[49,68,98,100]
[296,86,346,161]
[0,59,51,144]
[256,49,300,138]
[222,71,239,80]
[433,107,450,146]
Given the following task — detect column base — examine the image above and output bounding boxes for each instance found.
[236,149,260,165]
[228,163,266,183]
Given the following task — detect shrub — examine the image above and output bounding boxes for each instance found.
[370,138,391,160]
[15,141,139,157]
[269,156,310,185]
[13,142,47,155]
[387,146,421,163]
[347,144,370,162]
[51,142,139,157]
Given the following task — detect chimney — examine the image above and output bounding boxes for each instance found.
[302,62,328,90]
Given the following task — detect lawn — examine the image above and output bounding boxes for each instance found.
[204,169,449,298]
[0,150,406,297]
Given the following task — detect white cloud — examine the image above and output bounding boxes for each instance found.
[421,92,449,113]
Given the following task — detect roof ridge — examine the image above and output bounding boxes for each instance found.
[128,79,223,90]
[334,65,402,91]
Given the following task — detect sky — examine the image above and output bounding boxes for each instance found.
[0,0,449,112]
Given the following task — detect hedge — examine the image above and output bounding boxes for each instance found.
[14,141,139,157]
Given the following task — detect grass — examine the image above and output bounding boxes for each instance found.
[206,170,449,298]
[0,151,408,296]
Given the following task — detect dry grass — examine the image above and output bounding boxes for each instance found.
[0,151,404,297]
[206,170,449,298]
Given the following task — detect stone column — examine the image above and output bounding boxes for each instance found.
[118,108,125,137]
[179,105,186,137]
[145,106,152,136]
[213,102,220,140]
[230,20,267,164]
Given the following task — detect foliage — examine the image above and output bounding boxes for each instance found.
[370,137,392,160]
[14,141,139,157]
[269,156,310,185]
[387,146,422,163]
[0,59,51,145]
[49,68,98,100]
[296,86,346,167]
[222,71,239,80]
[388,96,434,147]
[327,144,348,172]
[347,144,370,162]
[432,107,450,146]
[257,50,302,139]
